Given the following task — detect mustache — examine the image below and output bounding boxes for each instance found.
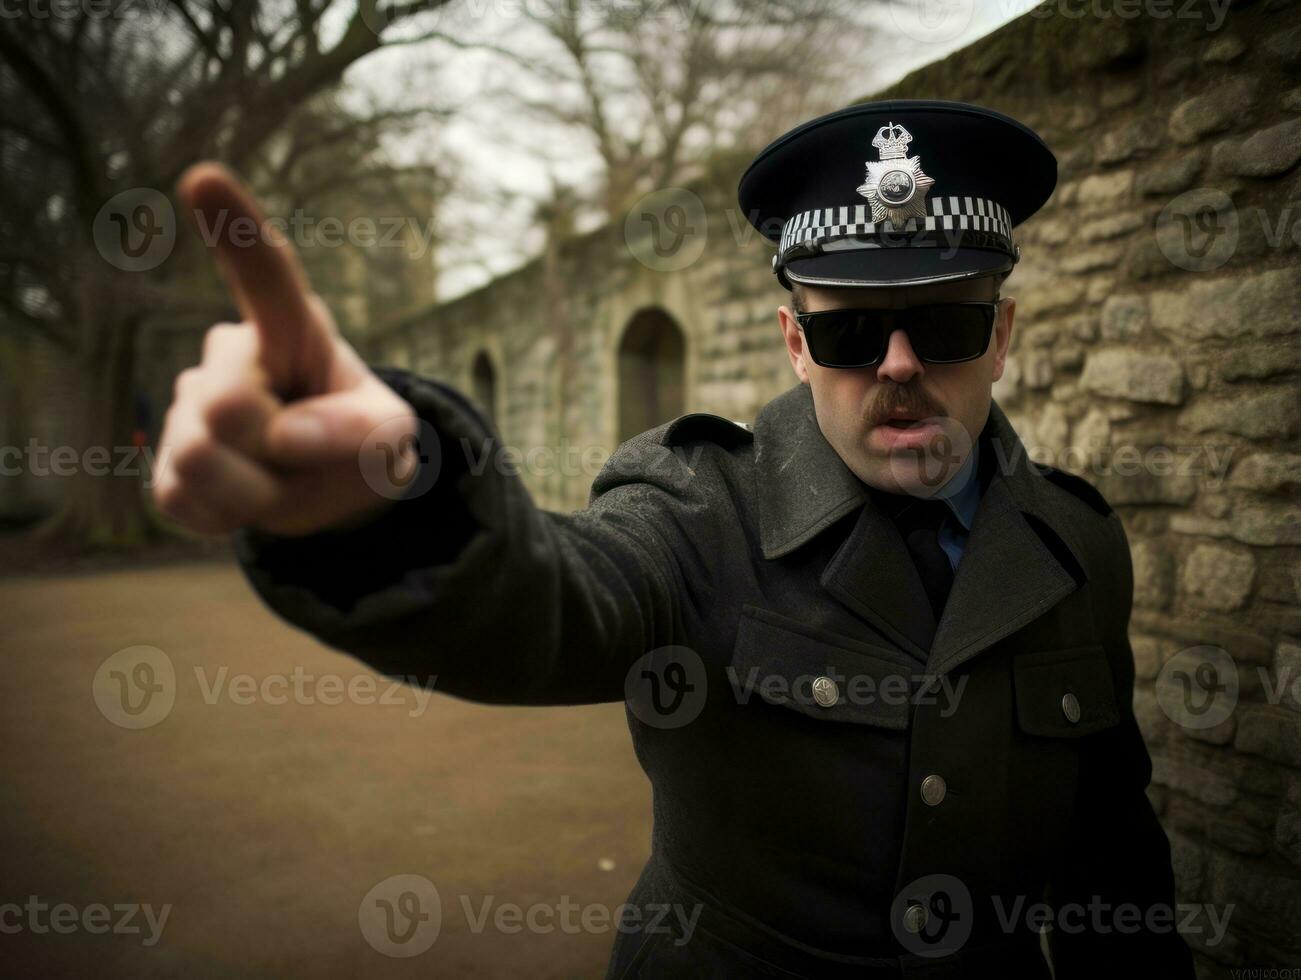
[864,381,947,426]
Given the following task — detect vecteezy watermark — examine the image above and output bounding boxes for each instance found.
[1,440,170,487]
[892,874,974,957]
[989,437,1235,490]
[93,188,177,272]
[1155,645,1239,731]
[1029,0,1230,31]
[94,646,440,729]
[891,874,1234,957]
[0,0,168,27]
[360,415,443,502]
[93,645,177,730]
[356,427,712,504]
[887,0,977,45]
[359,875,442,958]
[1158,189,1301,272]
[729,667,968,718]
[1156,644,1301,731]
[625,645,709,730]
[357,874,702,958]
[885,416,975,500]
[361,0,705,37]
[624,187,708,272]
[0,896,172,946]
[192,666,439,719]
[990,896,1234,948]
[459,895,701,944]
[91,189,440,272]
[1156,188,1238,273]
[461,437,705,482]
[187,205,439,259]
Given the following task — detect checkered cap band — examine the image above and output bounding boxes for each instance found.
[778,196,1013,262]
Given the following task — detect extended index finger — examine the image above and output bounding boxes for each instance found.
[177,162,316,398]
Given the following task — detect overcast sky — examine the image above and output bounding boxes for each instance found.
[350,0,1038,301]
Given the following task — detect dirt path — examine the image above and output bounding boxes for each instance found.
[0,560,651,979]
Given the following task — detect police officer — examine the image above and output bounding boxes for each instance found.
[155,100,1197,978]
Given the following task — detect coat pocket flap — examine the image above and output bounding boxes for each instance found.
[729,605,917,729]
[1012,645,1121,737]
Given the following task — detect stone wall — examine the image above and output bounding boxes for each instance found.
[381,3,1301,974]
[870,5,1300,975]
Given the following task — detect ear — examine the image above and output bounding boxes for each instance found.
[778,304,810,383]
[990,296,1016,382]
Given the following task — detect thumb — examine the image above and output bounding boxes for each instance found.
[265,387,422,475]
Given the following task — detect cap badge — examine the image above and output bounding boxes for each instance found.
[856,122,935,224]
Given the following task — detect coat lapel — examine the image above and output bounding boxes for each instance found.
[752,383,1091,675]
[925,403,1087,677]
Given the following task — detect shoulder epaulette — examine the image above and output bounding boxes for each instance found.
[661,412,754,447]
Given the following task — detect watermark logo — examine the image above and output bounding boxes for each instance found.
[888,0,976,45]
[885,415,975,500]
[358,874,442,957]
[625,645,708,730]
[624,187,707,272]
[891,873,974,957]
[1155,188,1238,272]
[360,415,443,502]
[1155,645,1238,731]
[93,645,176,729]
[93,188,176,273]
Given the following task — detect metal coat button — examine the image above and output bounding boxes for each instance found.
[812,676,839,707]
[1062,692,1081,724]
[921,774,947,806]
[903,903,928,934]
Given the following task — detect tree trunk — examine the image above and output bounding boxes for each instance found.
[34,276,169,552]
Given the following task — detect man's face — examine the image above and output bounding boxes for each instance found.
[777,275,1015,496]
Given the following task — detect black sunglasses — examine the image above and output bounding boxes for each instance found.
[794,301,998,368]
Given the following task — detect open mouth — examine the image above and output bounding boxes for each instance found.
[882,414,930,428]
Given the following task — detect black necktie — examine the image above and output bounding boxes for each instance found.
[894,498,955,622]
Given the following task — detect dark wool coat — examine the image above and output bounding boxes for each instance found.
[233,367,1196,980]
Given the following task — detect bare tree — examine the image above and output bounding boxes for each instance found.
[0,0,451,549]
[468,0,881,220]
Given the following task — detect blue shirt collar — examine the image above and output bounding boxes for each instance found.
[930,439,982,532]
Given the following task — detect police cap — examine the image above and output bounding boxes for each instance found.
[738,100,1057,290]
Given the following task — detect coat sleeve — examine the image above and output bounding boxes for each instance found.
[231,365,711,706]
[1042,509,1197,977]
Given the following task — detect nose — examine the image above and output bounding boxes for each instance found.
[876,327,924,384]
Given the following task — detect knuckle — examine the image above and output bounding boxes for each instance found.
[171,437,217,482]
[152,477,185,518]
[172,367,200,402]
[200,322,247,360]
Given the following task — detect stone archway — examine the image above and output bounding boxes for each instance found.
[616,307,686,444]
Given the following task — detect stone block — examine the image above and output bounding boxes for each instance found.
[1211,119,1301,179]
[1179,543,1256,612]
[1168,78,1259,145]
[1080,349,1186,405]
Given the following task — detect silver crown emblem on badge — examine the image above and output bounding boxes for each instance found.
[857,121,935,224]
[871,122,913,160]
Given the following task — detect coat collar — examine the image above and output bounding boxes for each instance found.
[752,382,1093,671]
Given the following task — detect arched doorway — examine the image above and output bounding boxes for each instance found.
[470,350,497,425]
[617,308,685,444]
